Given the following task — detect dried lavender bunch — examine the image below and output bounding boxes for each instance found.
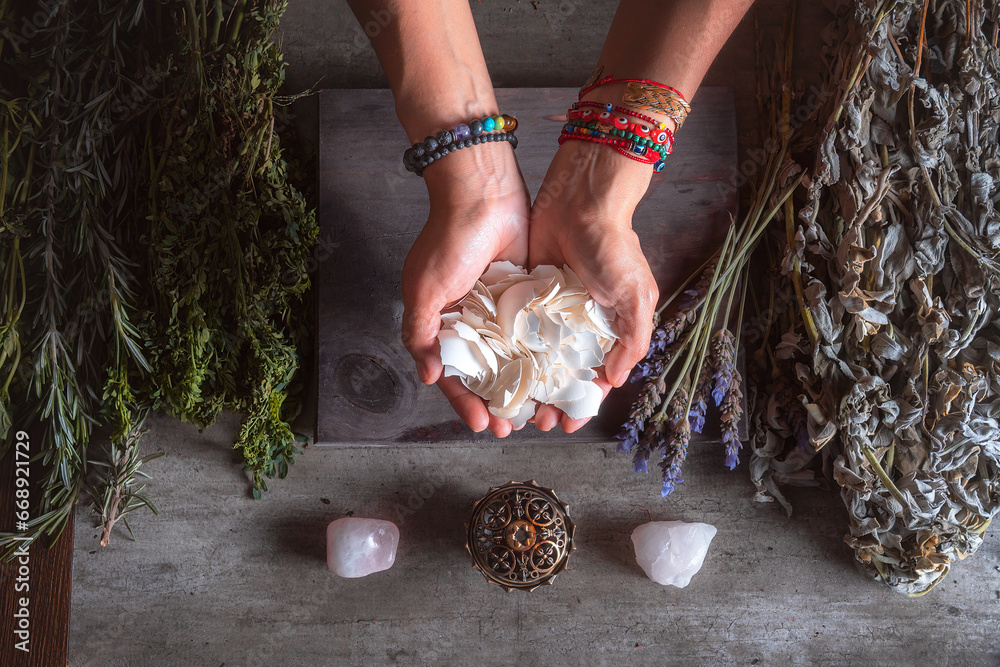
[616,151,800,498]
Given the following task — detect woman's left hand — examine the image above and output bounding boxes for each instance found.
[528,139,659,432]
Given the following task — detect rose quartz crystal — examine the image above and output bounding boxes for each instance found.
[326,517,399,578]
[631,520,717,588]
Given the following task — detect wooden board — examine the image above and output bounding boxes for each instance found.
[0,425,74,667]
[316,88,737,445]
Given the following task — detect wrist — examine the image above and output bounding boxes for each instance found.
[394,65,500,144]
[539,139,652,225]
[423,139,524,205]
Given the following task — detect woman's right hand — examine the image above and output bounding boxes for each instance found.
[401,140,530,438]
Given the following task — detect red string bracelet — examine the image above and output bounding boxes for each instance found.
[558,132,659,167]
[578,76,687,103]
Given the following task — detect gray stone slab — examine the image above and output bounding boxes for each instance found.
[316,88,738,445]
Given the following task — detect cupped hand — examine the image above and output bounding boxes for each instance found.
[528,140,659,433]
[401,141,530,437]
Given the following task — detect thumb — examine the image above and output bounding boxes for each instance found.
[604,288,657,388]
[402,289,447,385]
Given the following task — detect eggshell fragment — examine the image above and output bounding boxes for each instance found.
[437,262,619,427]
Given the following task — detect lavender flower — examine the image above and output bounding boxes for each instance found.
[631,311,688,383]
[633,413,667,475]
[688,391,708,434]
[720,368,744,470]
[633,448,650,474]
[615,376,665,454]
[616,420,642,454]
[709,329,736,407]
[658,389,692,497]
[677,259,718,312]
[688,355,716,434]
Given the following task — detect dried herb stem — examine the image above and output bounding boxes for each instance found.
[861,445,909,508]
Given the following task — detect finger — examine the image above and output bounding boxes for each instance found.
[560,376,613,433]
[605,283,658,388]
[437,376,490,432]
[487,411,513,438]
[533,403,561,432]
[402,299,446,385]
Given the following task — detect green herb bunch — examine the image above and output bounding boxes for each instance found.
[0,0,317,557]
[136,0,317,498]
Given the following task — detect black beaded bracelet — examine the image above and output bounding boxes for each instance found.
[402,114,519,177]
[409,131,518,177]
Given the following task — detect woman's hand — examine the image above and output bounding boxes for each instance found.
[401,141,531,438]
[528,140,659,433]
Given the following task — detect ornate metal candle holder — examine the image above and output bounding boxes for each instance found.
[465,480,576,592]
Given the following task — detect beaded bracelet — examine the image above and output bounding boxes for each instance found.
[403,113,518,176]
[559,125,668,172]
[559,127,656,162]
[567,109,674,148]
[411,132,518,177]
[563,125,669,165]
[573,101,668,132]
[563,119,672,158]
[558,132,659,168]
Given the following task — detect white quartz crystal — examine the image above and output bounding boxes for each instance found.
[326,518,399,578]
[631,520,717,588]
[437,262,618,427]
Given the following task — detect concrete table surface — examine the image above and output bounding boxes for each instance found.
[69,410,1000,665]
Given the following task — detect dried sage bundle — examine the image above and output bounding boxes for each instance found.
[751,0,1000,595]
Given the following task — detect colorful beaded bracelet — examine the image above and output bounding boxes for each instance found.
[563,120,672,159]
[410,131,518,177]
[559,129,658,165]
[559,126,668,172]
[573,101,670,132]
[403,113,518,175]
[558,132,660,168]
[567,108,674,148]
[559,125,666,171]
[563,126,669,165]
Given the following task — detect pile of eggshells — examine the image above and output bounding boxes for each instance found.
[437,261,618,428]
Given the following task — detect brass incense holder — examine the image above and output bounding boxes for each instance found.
[465,480,576,592]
